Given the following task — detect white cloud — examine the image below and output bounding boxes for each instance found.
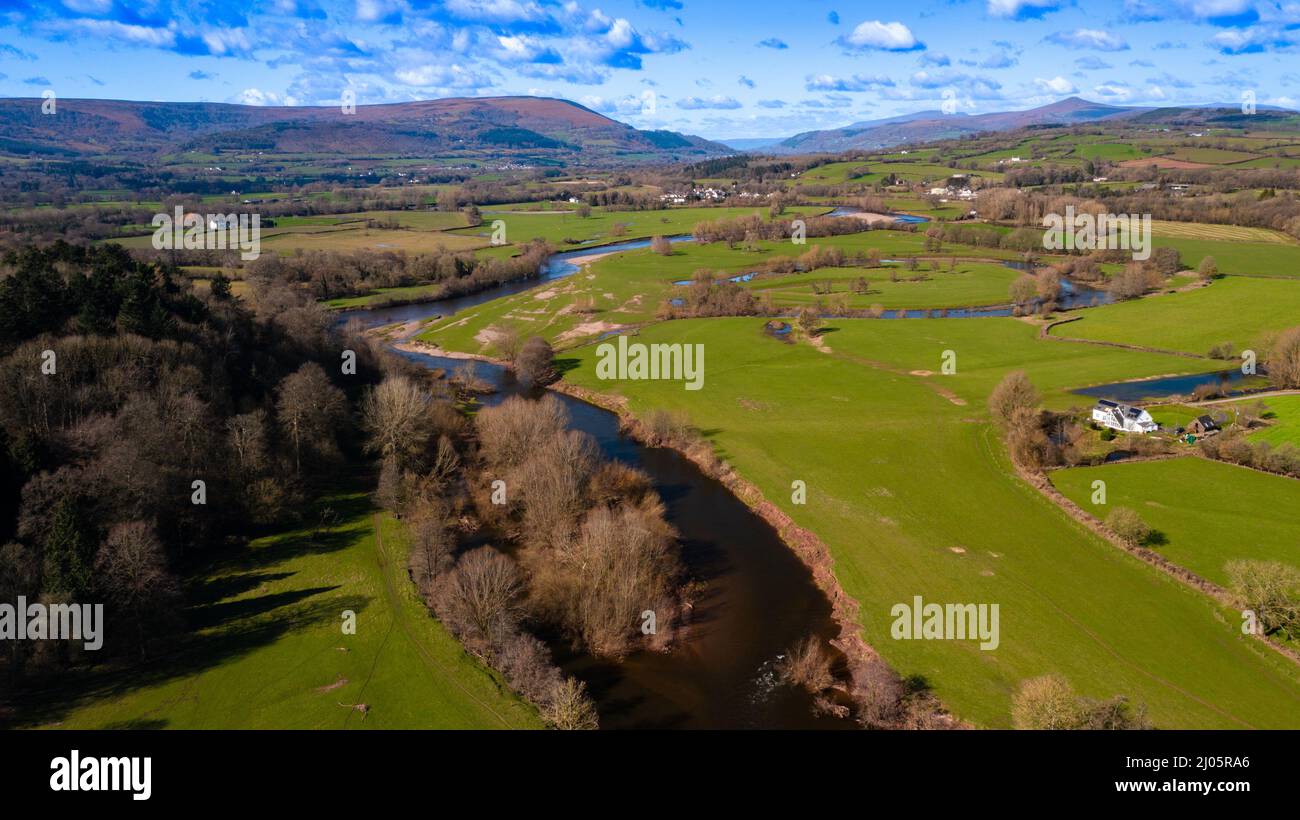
[676,95,742,109]
[1047,29,1130,51]
[805,73,894,91]
[839,20,921,52]
[987,0,1062,19]
[234,87,299,106]
[1034,75,1078,94]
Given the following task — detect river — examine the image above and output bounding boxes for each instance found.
[345,238,856,729]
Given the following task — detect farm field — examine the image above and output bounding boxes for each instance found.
[20,490,539,730]
[1236,394,1300,446]
[744,262,1021,309]
[415,232,1026,352]
[1050,458,1300,588]
[1151,220,1293,243]
[1151,234,1300,276]
[1048,276,1300,356]
[109,209,489,255]
[558,318,1300,727]
[1167,146,1262,164]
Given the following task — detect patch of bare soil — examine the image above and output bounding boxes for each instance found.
[555,320,624,343]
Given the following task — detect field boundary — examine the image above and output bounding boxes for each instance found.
[1017,457,1300,667]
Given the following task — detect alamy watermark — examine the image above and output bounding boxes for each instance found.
[595,335,704,391]
[1,596,103,650]
[50,750,151,801]
[890,595,999,650]
[151,206,261,260]
[1042,205,1151,261]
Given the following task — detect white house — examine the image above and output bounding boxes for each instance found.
[1091,400,1158,434]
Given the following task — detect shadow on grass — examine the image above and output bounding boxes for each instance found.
[1142,530,1169,548]
[7,490,379,728]
[553,357,582,376]
[11,592,373,728]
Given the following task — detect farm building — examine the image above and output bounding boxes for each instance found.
[1091,400,1159,434]
[1187,415,1220,436]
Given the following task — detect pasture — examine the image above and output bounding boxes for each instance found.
[1050,458,1300,588]
[1049,277,1300,357]
[557,318,1300,728]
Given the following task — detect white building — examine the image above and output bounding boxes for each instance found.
[1091,400,1158,434]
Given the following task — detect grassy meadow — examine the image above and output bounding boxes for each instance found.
[557,318,1300,728]
[1049,276,1300,356]
[22,490,539,730]
[1050,458,1300,588]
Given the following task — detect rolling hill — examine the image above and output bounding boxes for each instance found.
[759,97,1300,154]
[0,95,730,164]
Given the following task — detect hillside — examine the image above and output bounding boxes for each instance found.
[0,95,729,164]
[768,98,1131,154]
[760,97,1300,155]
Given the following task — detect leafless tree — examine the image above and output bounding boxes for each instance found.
[475,394,569,470]
[1268,326,1300,389]
[434,547,524,653]
[275,362,347,474]
[514,336,558,388]
[540,677,599,730]
[1226,559,1300,639]
[360,375,437,470]
[988,370,1040,427]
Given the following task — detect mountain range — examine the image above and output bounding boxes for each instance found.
[749,97,1300,154]
[0,95,730,164]
[4,94,1298,167]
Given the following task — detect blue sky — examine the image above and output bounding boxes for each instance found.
[1,0,1298,138]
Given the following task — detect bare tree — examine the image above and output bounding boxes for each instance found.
[514,336,558,388]
[1268,326,1300,389]
[1226,559,1300,639]
[1012,674,1085,729]
[988,371,1040,427]
[777,635,835,693]
[360,376,437,470]
[434,547,524,653]
[540,677,599,730]
[1105,507,1151,546]
[475,394,569,470]
[275,362,347,474]
[95,520,180,655]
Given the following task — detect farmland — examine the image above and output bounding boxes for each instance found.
[556,318,1300,727]
[1048,276,1300,356]
[1050,458,1300,589]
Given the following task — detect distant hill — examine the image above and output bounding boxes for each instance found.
[754,97,1300,155]
[766,98,1130,154]
[0,95,730,164]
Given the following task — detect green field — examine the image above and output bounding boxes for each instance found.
[1152,234,1300,276]
[1050,277,1300,356]
[22,490,539,729]
[1238,394,1300,446]
[415,231,1022,352]
[745,261,1019,309]
[1050,458,1300,588]
[557,318,1300,727]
